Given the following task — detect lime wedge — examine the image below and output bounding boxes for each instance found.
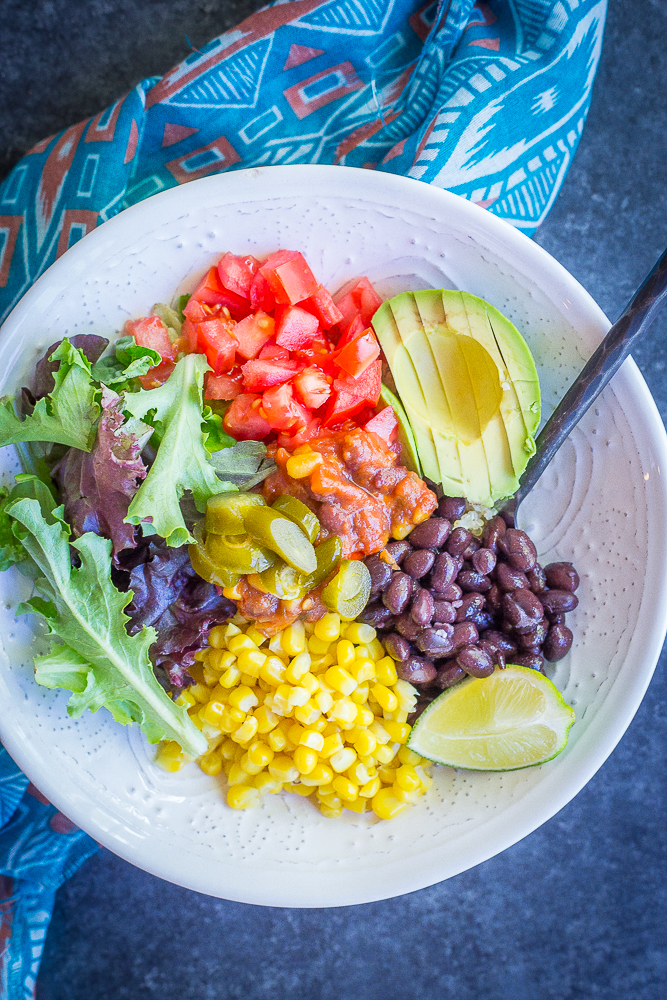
[407,666,575,771]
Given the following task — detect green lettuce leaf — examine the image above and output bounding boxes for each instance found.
[0,486,25,570]
[123,354,228,546]
[8,493,207,757]
[0,340,100,451]
[208,440,277,489]
[91,334,162,387]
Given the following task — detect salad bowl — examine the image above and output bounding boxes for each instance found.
[0,165,665,907]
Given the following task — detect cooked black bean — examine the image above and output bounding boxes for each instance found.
[543,623,573,661]
[399,655,437,684]
[435,662,467,690]
[416,625,455,658]
[513,652,544,671]
[479,629,518,656]
[408,517,451,549]
[457,569,492,593]
[438,583,463,602]
[404,548,436,580]
[527,564,547,594]
[495,562,530,592]
[357,602,395,629]
[365,554,393,595]
[438,496,467,521]
[549,612,566,626]
[382,572,414,614]
[485,583,503,614]
[432,600,456,625]
[451,621,479,651]
[383,632,412,662]
[411,588,435,626]
[479,639,505,669]
[541,589,579,615]
[470,610,494,631]
[502,589,544,633]
[517,617,549,649]
[497,528,538,572]
[386,540,413,565]
[544,562,580,592]
[395,614,422,642]
[481,515,506,552]
[457,645,495,678]
[430,551,459,593]
[472,547,496,575]
[455,592,485,622]
[461,537,480,560]
[447,526,473,557]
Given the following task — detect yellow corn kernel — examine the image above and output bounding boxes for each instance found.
[368,638,385,661]
[283,782,314,797]
[194,649,208,661]
[335,639,356,668]
[299,762,334,787]
[288,722,306,745]
[346,796,369,814]
[254,705,279,734]
[355,705,375,727]
[353,729,377,757]
[246,740,274,770]
[299,729,325,752]
[189,683,210,704]
[209,649,236,672]
[349,658,375,684]
[219,665,242,689]
[271,686,292,716]
[310,653,335,672]
[359,775,381,798]
[371,786,408,820]
[281,621,306,656]
[397,746,424,766]
[268,633,286,657]
[329,697,358,725]
[174,689,197,709]
[300,672,319,695]
[332,775,358,802]
[384,720,411,744]
[237,648,267,677]
[232,716,258,744]
[373,744,397,765]
[294,745,319,775]
[227,633,258,656]
[155,741,187,772]
[268,728,287,753]
[227,784,260,810]
[372,683,398,713]
[253,771,282,795]
[369,719,391,744]
[315,690,334,714]
[377,763,398,783]
[222,622,243,642]
[245,625,268,647]
[393,782,420,804]
[375,656,399,686]
[219,705,245,731]
[350,683,369,706]
[285,651,312,683]
[308,635,332,655]
[201,700,226,728]
[321,732,344,758]
[227,761,252,786]
[228,685,259,713]
[325,666,357,696]
[414,765,433,792]
[208,625,229,648]
[395,763,421,792]
[285,451,323,478]
[348,761,372,785]
[239,751,263,776]
[188,709,205,731]
[220,738,242,762]
[260,656,287,687]
[319,802,343,819]
[269,755,300,783]
[285,686,309,709]
[314,612,341,642]
[203,664,223,687]
[292,443,314,456]
[343,622,376,645]
[294,701,322,727]
[330,746,357,773]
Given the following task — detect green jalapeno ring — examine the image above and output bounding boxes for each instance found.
[189,522,241,589]
[270,495,320,544]
[205,530,278,574]
[243,506,317,575]
[205,491,266,535]
[321,559,372,620]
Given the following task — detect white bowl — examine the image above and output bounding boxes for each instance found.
[0,166,665,907]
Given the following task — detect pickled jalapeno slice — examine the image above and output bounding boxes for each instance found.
[189,523,241,589]
[322,559,372,620]
[205,491,266,535]
[243,506,317,575]
[270,495,320,543]
[253,562,311,600]
[305,535,343,589]
[205,531,277,574]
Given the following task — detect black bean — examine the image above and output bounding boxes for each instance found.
[408,517,451,549]
[395,614,422,642]
[432,600,457,625]
[482,515,506,552]
[461,537,480,560]
[549,612,566,627]
[435,662,467,690]
[382,572,414,614]
[541,589,579,616]
[399,656,437,684]
[383,632,412,662]
[457,645,495,678]
[544,562,580,592]
[404,548,436,580]
[497,528,538,572]
[437,583,463,602]
[502,589,544,633]
[527,564,547,594]
[470,610,494,631]
[472,547,496,575]
[447,526,473,557]
[517,617,549,649]
[365,554,393,595]
[386,540,413,565]
[457,569,492,593]
[495,562,530,592]
[357,603,395,629]
[451,622,479,651]
[543,623,573,661]
[455,592,485,622]
[438,496,467,521]
[485,583,504,614]
[479,629,518,656]
[415,625,455,658]
[513,652,544,671]
[411,588,435,626]
[479,639,505,669]
[430,551,459,593]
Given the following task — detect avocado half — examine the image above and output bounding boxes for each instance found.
[371,290,540,507]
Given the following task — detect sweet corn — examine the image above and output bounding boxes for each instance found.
[299,729,325,752]
[227,785,260,810]
[285,450,323,478]
[294,700,321,726]
[343,622,376,645]
[375,656,398,686]
[245,625,268,647]
[285,651,311,683]
[330,747,357,773]
[246,741,275,770]
[332,775,358,802]
[384,720,411,744]
[308,635,332,655]
[155,741,187,772]
[227,634,257,655]
[314,612,341,642]
[372,787,409,820]
[232,716,258,743]
[294,745,319,775]
[237,648,267,677]
[336,639,355,667]
[281,621,306,656]
[174,688,197,709]
[254,705,279,733]
[268,728,287,753]
[220,665,242,689]
[349,658,375,684]
[324,666,357,696]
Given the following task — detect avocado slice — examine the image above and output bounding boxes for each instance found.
[379,384,422,476]
[372,290,540,507]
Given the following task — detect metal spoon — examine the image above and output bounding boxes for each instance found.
[501,245,667,523]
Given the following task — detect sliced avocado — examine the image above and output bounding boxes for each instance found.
[379,384,421,476]
[372,289,540,506]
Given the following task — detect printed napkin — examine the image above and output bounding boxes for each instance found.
[0,1,606,996]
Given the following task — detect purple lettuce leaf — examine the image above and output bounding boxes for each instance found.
[30,334,109,402]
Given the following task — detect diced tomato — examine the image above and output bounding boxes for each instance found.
[364,405,398,444]
[195,318,238,375]
[191,267,249,319]
[139,360,175,389]
[323,359,382,426]
[233,310,275,360]
[335,314,364,350]
[258,343,290,361]
[241,358,300,393]
[260,250,320,306]
[181,319,198,353]
[241,255,260,275]
[335,327,381,379]
[216,252,254,299]
[223,393,272,440]
[125,315,177,362]
[249,270,275,313]
[205,370,244,400]
[293,366,332,410]
[277,415,321,449]
[183,298,208,324]
[275,305,319,351]
[262,382,310,432]
[334,276,383,334]
[302,284,344,329]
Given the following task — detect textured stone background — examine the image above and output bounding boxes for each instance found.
[0,2,665,998]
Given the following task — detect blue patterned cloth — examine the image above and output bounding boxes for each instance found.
[0,1,606,994]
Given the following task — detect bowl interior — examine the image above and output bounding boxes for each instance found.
[0,166,665,907]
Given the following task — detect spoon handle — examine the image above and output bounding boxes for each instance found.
[510,245,667,513]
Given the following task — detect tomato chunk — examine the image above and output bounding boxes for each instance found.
[233,310,275,360]
[216,252,254,299]
[277,415,321,449]
[258,343,290,361]
[223,393,272,440]
[293,366,331,410]
[191,267,249,319]
[182,298,208,324]
[364,405,398,444]
[260,250,319,305]
[275,305,319,351]
[262,382,310,432]
[335,327,381,378]
[241,358,300,393]
[334,276,383,334]
[195,318,238,375]
[205,371,244,400]
[126,315,177,361]
[303,284,344,329]
[249,270,275,313]
[323,359,382,426]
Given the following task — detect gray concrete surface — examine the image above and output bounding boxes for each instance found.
[1,2,665,998]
